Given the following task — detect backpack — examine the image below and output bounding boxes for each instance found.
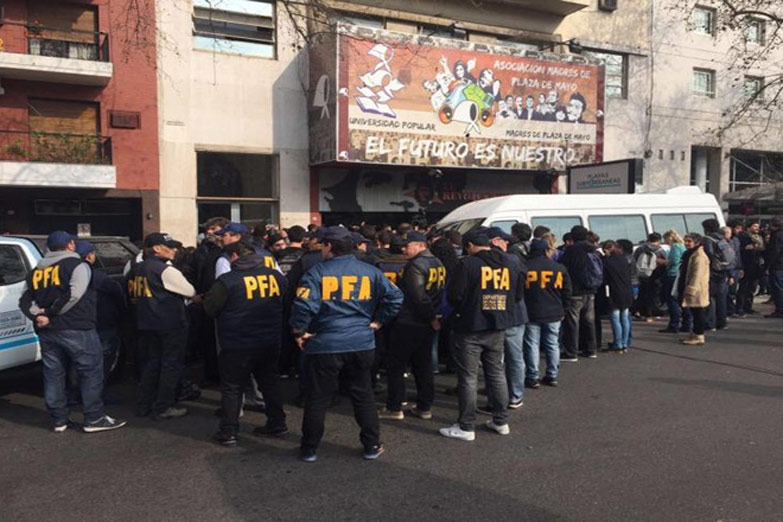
[706,236,734,273]
[636,249,658,279]
[580,251,604,290]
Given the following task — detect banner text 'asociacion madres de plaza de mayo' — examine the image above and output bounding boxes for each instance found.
[309,24,605,171]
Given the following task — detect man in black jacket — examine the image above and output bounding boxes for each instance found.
[204,242,288,446]
[765,216,783,318]
[702,218,731,329]
[523,238,571,387]
[559,226,600,360]
[191,216,228,386]
[379,231,445,421]
[129,233,196,420]
[440,227,524,442]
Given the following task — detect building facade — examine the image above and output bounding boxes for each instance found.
[0,0,160,240]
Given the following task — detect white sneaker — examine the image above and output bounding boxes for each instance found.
[439,424,476,441]
[485,420,510,435]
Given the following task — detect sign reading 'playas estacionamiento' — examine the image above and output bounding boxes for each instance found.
[309,24,605,171]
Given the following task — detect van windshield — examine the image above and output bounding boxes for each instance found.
[433,218,485,236]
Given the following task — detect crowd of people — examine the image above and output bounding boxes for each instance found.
[17,213,783,461]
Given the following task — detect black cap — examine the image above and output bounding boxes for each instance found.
[463,227,490,247]
[144,233,180,248]
[530,238,549,252]
[321,226,353,243]
[352,232,371,246]
[487,227,512,242]
[401,231,428,245]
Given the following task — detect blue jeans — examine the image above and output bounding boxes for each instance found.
[664,275,682,329]
[504,325,525,402]
[523,321,561,381]
[770,270,783,314]
[609,309,631,349]
[707,277,729,329]
[39,329,105,424]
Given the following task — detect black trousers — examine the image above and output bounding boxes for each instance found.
[137,328,187,414]
[198,310,220,382]
[301,350,380,451]
[219,346,286,436]
[386,322,435,412]
[690,307,707,336]
[738,274,760,313]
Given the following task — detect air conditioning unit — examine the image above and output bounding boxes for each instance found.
[599,0,618,12]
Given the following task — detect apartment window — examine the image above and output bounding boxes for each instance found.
[745,18,765,44]
[193,0,275,58]
[585,50,627,99]
[692,68,716,97]
[744,76,764,102]
[691,6,716,35]
[341,13,385,29]
[27,2,102,61]
[196,152,278,231]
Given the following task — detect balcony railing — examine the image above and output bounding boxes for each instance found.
[0,130,112,165]
[1,19,110,62]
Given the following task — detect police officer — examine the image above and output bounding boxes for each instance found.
[487,226,528,408]
[214,222,278,278]
[372,235,408,388]
[291,226,403,462]
[19,231,126,433]
[439,227,523,441]
[204,241,288,447]
[379,231,445,421]
[128,233,196,419]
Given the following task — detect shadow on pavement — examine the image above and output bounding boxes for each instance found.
[634,347,783,377]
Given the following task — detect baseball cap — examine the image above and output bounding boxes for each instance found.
[215,222,249,236]
[74,240,95,258]
[487,227,513,242]
[529,238,549,253]
[463,227,490,247]
[400,231,428,245]
[46,231,76,251]
[144,232,181,248]
[352,232,371,246]
[321,226,353,243]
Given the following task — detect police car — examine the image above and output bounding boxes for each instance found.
[0,235,137,374]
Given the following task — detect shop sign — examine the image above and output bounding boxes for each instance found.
[567,158,643,194]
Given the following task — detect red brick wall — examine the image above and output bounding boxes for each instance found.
[0,0,159,191]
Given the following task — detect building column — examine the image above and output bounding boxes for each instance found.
[707,147,730,211]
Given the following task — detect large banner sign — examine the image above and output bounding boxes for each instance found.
[309,24,605,171]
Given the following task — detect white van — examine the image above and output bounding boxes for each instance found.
[435,186,725,244]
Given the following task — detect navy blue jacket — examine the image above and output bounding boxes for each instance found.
[290,254,403,354]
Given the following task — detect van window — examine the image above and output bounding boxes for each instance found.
[588,215,648,244]
[437,218,484,236]
[489,220,518,234]
[651,214,687,236]
[684,213,717,233]
[530,216,582,242]
[92,241,134,275]
[0,245,28,286]
[652,213,719,235]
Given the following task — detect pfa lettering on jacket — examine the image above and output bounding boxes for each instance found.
[525,270,564,290]
[321,275,373,300]
[31,266,61,289]
[127,276,152,299]
[244,275,281,299]
[480,266,510,290]
[426,267,447,291]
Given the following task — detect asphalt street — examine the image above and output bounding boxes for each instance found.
[1,306,782,522]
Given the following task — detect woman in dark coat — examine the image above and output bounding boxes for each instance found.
[602,241,634,352]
